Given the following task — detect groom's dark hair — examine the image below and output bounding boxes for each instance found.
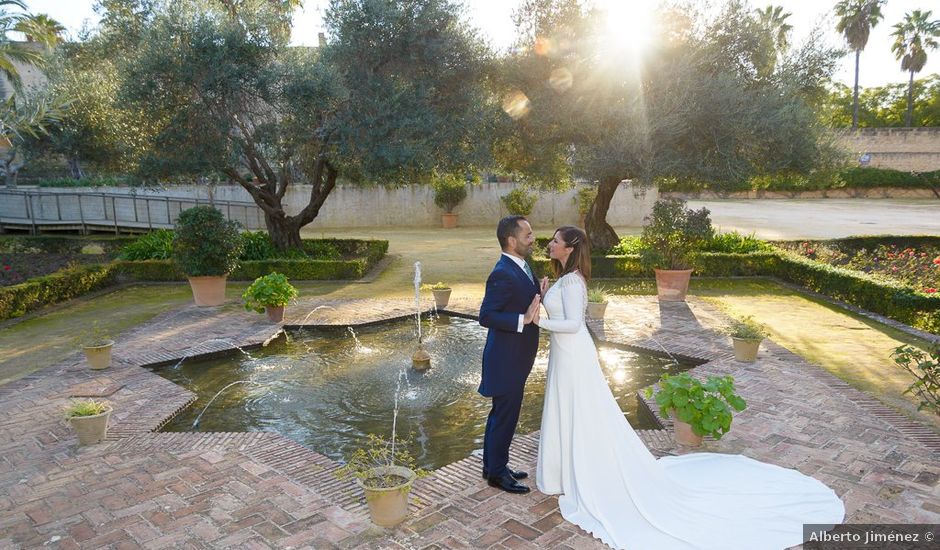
[497,215,527,250]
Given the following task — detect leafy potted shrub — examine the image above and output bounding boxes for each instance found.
[173,206,243,306]
[639,198,713,302]
[586,285,608,320]
[425,281,452,309]
[64,399,112,446]
[645,372,747,447]
[574,186,597,227]
[243,272,299,322]
[432,173,468,229]
[336,434,428,527]
[726,315,768,362]
[76,322,114,370]
[890,345,940,414]
[501,187,538,216]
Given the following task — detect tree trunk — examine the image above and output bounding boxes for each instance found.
[3,159,17,189]
[68,157,85,180]
[852,49,860,130]
[264,212,303,250]
[585,177,620,251]
[905,69,915,128]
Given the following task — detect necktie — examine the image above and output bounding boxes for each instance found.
[522,261,535,284]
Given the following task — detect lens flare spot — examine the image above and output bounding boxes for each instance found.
[502,91,531,119]
[534,36,551,56]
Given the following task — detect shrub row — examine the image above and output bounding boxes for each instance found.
[112,258,376,282]
[0,235,135,257]
[0,264,118,320]
[776,235,940,253]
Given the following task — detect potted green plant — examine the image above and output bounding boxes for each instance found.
[64,399,112,446]
[639,198,713,302]
[645,372,747,447]
[424,281,452,309]
[586,285,608,320]
[432,173,468,229]
[243,272,299,322]
[726,315,768,362]
[75,322,114,370]
[890,345,940,415]
[336,434,428,528]
[500,187,538,216]
[574,186,597,227]
[173,206,243,306]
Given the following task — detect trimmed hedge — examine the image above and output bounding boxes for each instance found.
[776,235,940,253]
[0,264,117,320]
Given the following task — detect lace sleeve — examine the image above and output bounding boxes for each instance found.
[537,273,587,334]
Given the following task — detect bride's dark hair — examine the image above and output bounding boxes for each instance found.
[550,226,591,282]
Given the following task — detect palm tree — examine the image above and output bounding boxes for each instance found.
[891,10,940,127]
[834,0,886,129]
[14,13,66,46]
[755,5,793,51]
[0,0,45,92]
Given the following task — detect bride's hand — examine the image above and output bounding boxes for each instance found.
[539,276,549,295]
[524,294,541,324]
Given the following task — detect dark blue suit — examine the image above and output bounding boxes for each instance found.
[479,254,540,479]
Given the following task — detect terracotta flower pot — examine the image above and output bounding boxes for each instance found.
[671,412,703,447]
[265,305,285,323]
[432,288,452,309]
[83,341,114,370]
[357,465,417,527]
[69,407,112,446]
[586,301,608,319]
[654,269,693,302]
[187,275,227,306]
[732,337,762,362]
[441,213,458,229]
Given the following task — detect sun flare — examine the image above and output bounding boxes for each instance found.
[597,0,658,57]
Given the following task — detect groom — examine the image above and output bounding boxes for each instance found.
[478,215,541,494]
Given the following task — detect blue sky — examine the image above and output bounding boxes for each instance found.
[21,0,940,89]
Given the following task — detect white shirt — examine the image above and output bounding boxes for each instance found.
[502,252,532,333]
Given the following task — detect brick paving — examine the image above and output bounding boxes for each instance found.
[0,294,938,549]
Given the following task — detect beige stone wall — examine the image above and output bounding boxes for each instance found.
[835,128,940,172]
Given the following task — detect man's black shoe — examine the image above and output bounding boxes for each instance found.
[487,475,531,494]
[482,469,528,480]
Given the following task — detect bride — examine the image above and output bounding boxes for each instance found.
[533,225,844,550]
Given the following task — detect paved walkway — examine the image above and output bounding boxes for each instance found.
[1,295,938,549]
[686,198,940,240]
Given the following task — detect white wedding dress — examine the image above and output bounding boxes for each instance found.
[536,272,845,550]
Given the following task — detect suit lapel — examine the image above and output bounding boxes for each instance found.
[501,254,535,290]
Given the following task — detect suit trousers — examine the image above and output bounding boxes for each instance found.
[482,385,525,479]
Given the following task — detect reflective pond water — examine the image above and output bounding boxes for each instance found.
[156,315,693,469]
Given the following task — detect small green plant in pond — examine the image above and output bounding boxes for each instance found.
[336,434,429,489]
[500,188,538,216]
[890,345,940,414]
[242,272,298,313]
[64,399,109,418]
[645,372,747,440]
[587,286,608,303]
[726,315,768,340]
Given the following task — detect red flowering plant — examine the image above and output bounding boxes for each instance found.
[0,258,24,286]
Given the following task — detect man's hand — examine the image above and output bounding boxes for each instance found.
[523,294,541,325]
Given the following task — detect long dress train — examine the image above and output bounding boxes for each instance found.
[536,272,845,550]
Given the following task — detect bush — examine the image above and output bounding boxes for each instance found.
[432,173,468,213]
[240,231,280,261]
[645,372,747,440]
[575,186,597,216]
[243,272,298,312]
[64,399,110,418]
[610,236,643,255]
[639,198,713,270]
[501,188,538,216]
[0,235,135,257]
[303,241,341,260]
[702,231,772,254]
[890,345,940,414]
[0,263,116,320]
[725,315,768,340]
[172,206,243,276]
[118,230,174,260]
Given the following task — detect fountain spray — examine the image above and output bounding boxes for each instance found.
[411,261,431,370]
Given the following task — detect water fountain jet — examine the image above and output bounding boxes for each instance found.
[411,261,431,371]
